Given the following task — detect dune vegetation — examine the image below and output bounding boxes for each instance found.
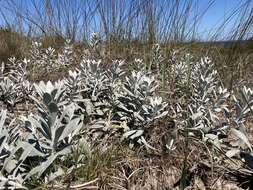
[1,1,253,189]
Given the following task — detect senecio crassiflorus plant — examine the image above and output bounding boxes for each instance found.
[0,39,253,188]
[0,40,169,188]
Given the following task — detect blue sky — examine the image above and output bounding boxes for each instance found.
[0,0,250,41]
[198,0,241,39]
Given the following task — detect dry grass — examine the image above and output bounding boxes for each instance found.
[37,137,249,190]
[0,28,27,62]
[23,119,250,190]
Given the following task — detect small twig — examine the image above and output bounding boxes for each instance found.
[70,178,99,188]
[50,178,100,190]
[126,167,144,180]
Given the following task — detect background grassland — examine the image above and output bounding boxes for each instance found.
[0,0,253,90]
